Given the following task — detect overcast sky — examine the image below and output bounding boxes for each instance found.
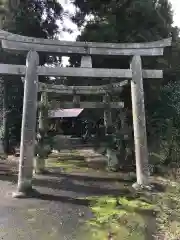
[171,0,180,26]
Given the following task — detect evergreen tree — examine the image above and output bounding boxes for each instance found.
[0,0,64,153]
[70,0,180,165]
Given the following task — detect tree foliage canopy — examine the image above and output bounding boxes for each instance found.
[0,0,65,152]
[69,0,180,164]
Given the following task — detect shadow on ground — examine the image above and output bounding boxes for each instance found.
[44,169,135,182]
[0,172,132,198]
[31,193,91,206]
[0,172,167,240]
[0,151,170,240]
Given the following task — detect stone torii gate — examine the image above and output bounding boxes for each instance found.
[39,57,128,135]
[35,64,127,174]
[0,30,171,197]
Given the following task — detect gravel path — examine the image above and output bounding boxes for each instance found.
[0,149,129,240]
[0,175,92,240]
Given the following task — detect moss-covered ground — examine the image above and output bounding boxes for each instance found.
[46,150,107,173]
[5,150,180,239]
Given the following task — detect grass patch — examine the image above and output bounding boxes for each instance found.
[82,195,155,240]
[45,151,107,173]
[44,151,180,239]
[81,177,180,240]
[46,153,89,173]
[46,159,89,173]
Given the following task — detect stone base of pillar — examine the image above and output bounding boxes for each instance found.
[33,169,49,175]
[33,157,45,174]
[106,148,119,171]
[132,182,153,191]
[12,180,40,198]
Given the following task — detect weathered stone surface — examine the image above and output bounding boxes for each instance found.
[14,50,39,196]
[131,55,149,186]
[0,30,171,56]
[38,80,128,95]
[51,101,124,109]
[0,63,163,79]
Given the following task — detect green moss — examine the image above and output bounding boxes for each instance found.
[83,196,155,240]
[45,151,107,173]
[46,157,89,173]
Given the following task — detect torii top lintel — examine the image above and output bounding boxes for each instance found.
[0,30,172,57]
